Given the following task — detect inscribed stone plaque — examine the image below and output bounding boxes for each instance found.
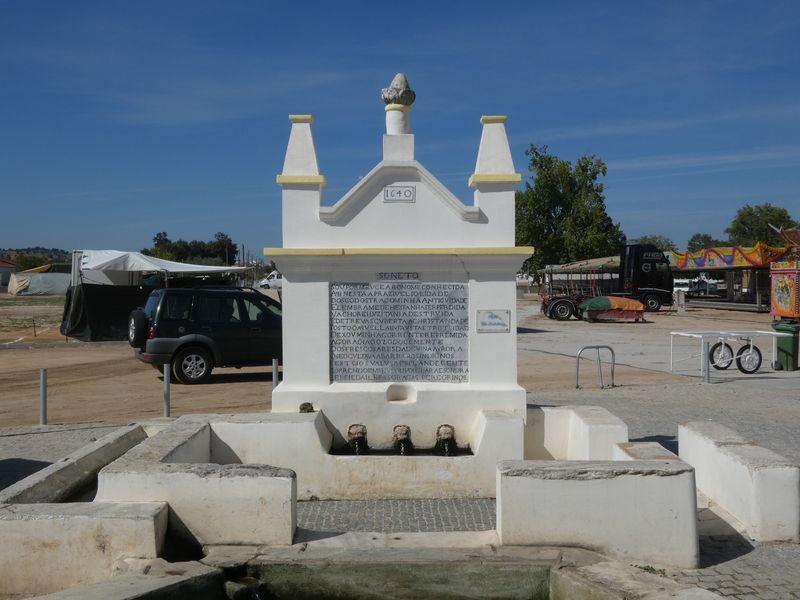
[476,309,510,333]
[383,185,416,203]
[330,282,468,382]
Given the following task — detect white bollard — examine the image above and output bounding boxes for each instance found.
[39,368,47,425]
[163,364,171,417]
[676,290,686,315]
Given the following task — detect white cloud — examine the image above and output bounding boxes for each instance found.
[526,104,800,142]
[608,146,800,172]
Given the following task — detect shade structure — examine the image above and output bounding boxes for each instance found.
[78,250,248,273]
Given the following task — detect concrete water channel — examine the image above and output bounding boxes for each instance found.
[0,425,719,600]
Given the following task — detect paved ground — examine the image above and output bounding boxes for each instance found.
[674,541,800,599]
[1,300,798,598]
[297,499,496,533]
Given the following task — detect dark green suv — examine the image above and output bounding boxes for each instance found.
[128,287,282,384]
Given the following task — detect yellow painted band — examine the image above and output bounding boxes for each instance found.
[276,175,327,187]
[385,104,412,113]
[468,173,522,187]
[289,114,313,123]
[480,115,507,124]
[264,247,343,256]
[262,247,534,256]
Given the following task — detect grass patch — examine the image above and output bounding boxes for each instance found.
[0,295,65,308]
[0,295,65,332]
[0,315,63,329]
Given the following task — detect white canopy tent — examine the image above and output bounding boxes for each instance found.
[72,250,249,286]
[62,250,253,341]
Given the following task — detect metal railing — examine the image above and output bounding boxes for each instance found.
[576,345,616,389]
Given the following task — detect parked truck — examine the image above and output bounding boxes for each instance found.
[540,244,674,320]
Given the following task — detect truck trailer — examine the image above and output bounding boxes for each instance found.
[539,244,674,320]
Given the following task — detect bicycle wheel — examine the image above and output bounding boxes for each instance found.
[708,342,734,370]
[735,344,762,374]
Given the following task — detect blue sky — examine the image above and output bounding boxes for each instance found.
[1,1,798,260]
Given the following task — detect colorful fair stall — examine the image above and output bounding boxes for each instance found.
[770,248,800,319]
[667,242,792,271]
[667,243,793,308]
[769,227,800,370]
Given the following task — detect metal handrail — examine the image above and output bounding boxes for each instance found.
[576,345,616,389]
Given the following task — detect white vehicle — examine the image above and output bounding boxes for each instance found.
[691,277,719,297]
[673,278,691,293]
[258,271,283,289]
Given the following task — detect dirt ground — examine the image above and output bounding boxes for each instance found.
[0,294,66,344]
[0,292,782,427]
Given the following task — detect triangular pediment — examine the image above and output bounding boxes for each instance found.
[318,160,482,226]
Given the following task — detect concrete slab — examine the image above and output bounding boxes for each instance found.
[31,560,224,600]
[0,424,146,503]
[0,502,168,596]
[679,421,800,542]
[96,417,297,546]
[525,405,628,460]
[551,561,723,599]
[497,460,699,568]
[613,441,681,461]
[0,423,123,491]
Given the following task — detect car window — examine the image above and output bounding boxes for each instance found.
[161,295,193,320]
[241,297,281,323]
[144,294,161,320]
[196,295,242,324]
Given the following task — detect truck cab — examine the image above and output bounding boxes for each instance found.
[620,244,674,311]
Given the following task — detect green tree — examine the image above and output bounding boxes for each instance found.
[516,145,625,272]
[211,232,238,266]
[631,235,677,252]
[142,231,238,265]
[171,240,190,262]
[725,203,797,247]
[686,233,728,252]
[153,231,171,249]
[145,232,175,260]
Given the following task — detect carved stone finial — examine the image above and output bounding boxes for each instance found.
[381,73,416,106]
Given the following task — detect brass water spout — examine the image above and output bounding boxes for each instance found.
[436,424,456,456]
[347,424,369,455]
[392,424,414,456]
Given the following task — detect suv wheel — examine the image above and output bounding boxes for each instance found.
[128,310,148,348]
[173,346,213,384]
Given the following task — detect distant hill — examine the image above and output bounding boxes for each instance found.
[0,247,71,263]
